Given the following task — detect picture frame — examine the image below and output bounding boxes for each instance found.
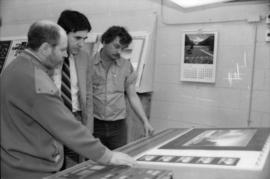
[180,31,218,83]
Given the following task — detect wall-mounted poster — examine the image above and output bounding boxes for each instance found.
[0,40,12,74]
[0,37,27,74]
[180,31,217,83]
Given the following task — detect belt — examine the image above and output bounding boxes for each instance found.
[73,111,82,121]
[94,118,125,123]
[73,110,82,116]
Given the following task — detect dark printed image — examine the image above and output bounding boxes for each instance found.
[0,40,12,74]
[11,41,28,57]
[184,33,215,64]
[0,39,28,74]
[159,128,270,151]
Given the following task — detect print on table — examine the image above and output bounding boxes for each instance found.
[137,155,160,162]
[137,155,240,166]
[217,157,239,166]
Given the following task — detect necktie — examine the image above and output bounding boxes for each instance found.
[61,57,72,111]
[60,57,82,168]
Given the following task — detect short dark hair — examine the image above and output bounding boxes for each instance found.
[27,21,60,51]
[101,26,132,46]
[57,10,91,33]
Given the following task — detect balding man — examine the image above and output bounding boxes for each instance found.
[0,20,135,179]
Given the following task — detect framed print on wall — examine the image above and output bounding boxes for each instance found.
[0,36,27,74]
[0,40,13,74]
[180,31,218,83]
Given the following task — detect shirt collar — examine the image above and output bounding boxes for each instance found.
[68,53,74,60]
[93,49,121,66]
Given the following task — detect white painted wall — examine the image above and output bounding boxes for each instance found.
[1,0,269,132]
[152,1,270,131]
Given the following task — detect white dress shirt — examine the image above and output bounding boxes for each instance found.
[53,55,81,112]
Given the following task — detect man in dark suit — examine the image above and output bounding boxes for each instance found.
[55,10,96,168]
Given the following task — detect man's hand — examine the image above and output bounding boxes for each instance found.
[144,121,154,137]
[109,151,137,167]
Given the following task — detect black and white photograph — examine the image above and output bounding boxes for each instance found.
[195,157,215,164]
[175,156,195,163]
[217,157,239,166]
[1,1,270,179]
[183,33,215,64]
[183,129,257,147]
[156,155,177,162]
[137,155,160,162]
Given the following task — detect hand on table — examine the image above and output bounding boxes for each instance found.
[109,151,137,167]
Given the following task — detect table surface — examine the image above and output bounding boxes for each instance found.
[45,128,270,179]
[116,128,189,156]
